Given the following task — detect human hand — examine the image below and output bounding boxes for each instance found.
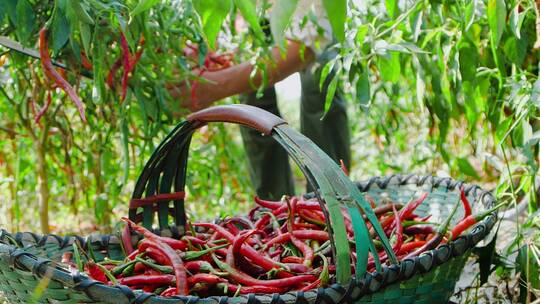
[167,68,232,112]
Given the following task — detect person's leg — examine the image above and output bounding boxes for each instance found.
[299,65,351,192]
[239,88,295,200]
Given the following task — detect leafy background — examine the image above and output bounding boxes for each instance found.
[0,0,539,302]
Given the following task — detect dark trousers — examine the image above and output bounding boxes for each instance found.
[240,65,350,200]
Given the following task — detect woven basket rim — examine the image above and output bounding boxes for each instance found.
[0,174,498,304]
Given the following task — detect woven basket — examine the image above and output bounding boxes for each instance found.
[0,105,497,304]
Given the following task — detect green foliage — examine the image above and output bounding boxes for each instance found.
[322,0,346,42]
[193,0,231,49]
[269,0,298,48]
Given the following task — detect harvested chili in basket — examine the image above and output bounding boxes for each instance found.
[68,191,490,297]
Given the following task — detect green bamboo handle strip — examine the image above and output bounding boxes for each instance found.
[273,132,352,283]
[275,125,397,272]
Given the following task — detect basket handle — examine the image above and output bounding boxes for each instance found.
[187,105,287,135]
[128,104,397,283]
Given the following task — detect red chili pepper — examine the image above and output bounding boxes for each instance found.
[264,231,329,248]
[118,274,174,286]
[376,194,427,235]
[85,262,108,283]
[123,218,187,250]
[287,200,314,267]
[299,278,321,291]
[392,204,403,253]
[293,222,320,230]
[296,200,324,210]
[34,90,52,123]
[188,273,225,286]
[298,209,326,225]
[224,217,255,230]
[373,203,404,216]
[193,223,234,242]
[282,256,303,264]
[184,260,222,275]
[194,223,291,277]
[225,222,240,235]
[460,187,472,220]
[450,202,504,240]
[290,236,314,267]
[81,51,93,70]
[254,196,282,209]
[283,263,311,273]
[106,58,123,89]
[119,31,131,102]
[123,219,188,295]
[397,241,426,254]
[339,159,349,176]
[213,254,316,287]
[129,36,145,69]
[138,239,188,295]
[142,285,157,293]
[182,235,206,247]
[160,287,178,297]
[230,230,258,266]
[133,262,146,274]
[39,27,86,122]
[248,206,260,220]
[404,198,461,259]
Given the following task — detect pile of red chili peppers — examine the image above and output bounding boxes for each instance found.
[69,187,500,297]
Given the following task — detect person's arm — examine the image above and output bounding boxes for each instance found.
[168,40,315,111]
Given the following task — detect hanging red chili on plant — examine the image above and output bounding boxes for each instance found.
[119,31,131,102]
[34,91,52,123]
[39,27,86,122]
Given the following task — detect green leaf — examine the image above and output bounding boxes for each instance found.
[415,57,425,104]
[15,0,35,46]
[511,118,524,147]
[0,1,6,23]
[503,36,527,66]
[509,4,526,39]
[51,13,70,53]
[80,22,92,56]
[3,0,17,25]
[487,0,506,46]
[377,52,400,83]
[322,0,346,42]
[234,0,264,42]
[356,67,370,106]
[324,75,338,114]
[456,157,480,179]
[385,0,398,19]
[495,117,512,142]
[517,244,540,303]
[459,41,479,82]
[131,0,160,16]
[464,0,476,31]
[193,0,231,49]
[71,1,94,25]
[319,59,335,91]
[355,24,368,44]
[269,0,299,48]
